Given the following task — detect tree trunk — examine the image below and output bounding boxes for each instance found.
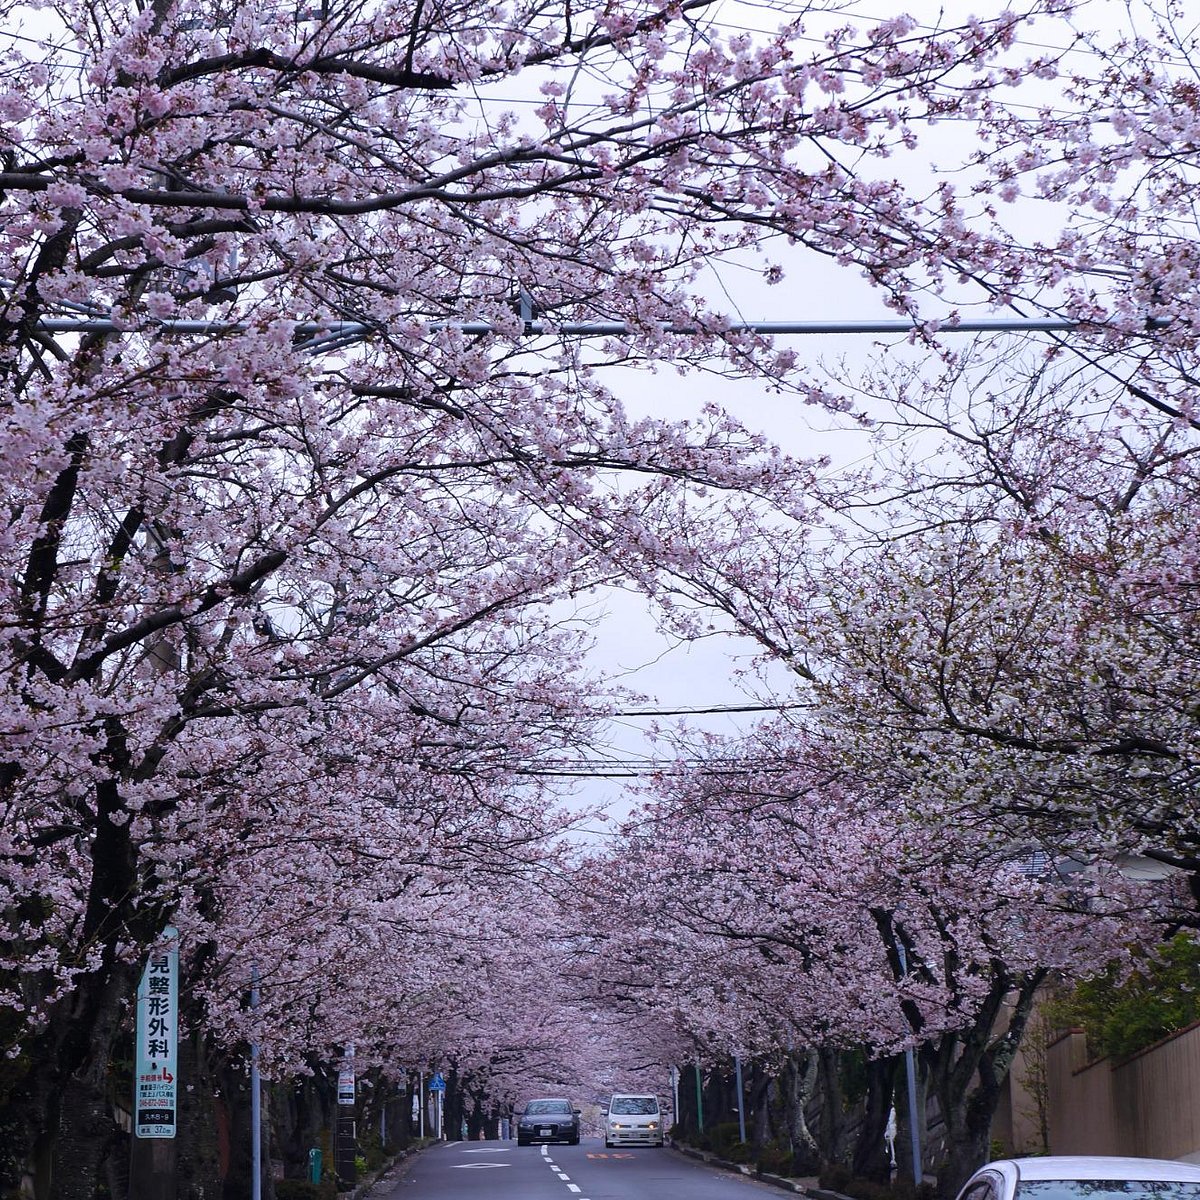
[852,1056,899,1183]
[40,960,138,1200]
[745,1066,766,1146]
[937,1089,995,1200]
[923,972,1046,1199]
[785,1052,822,1175]
[272,1064,333,1181]
[158,1028,221,1200]
[214,1054,257,1200]
[815,1046,850,1167]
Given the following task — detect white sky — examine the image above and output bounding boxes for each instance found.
[553,0,1144,834]
[5,0,1138,830]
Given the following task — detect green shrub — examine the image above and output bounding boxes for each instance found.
[705,1121,746,1159]
[358,1127,385,1171]
[821,1163,853,1193]
[1048,933,1200,1061]
[276,1181,337,1200]
[819,1165,935,1200]
[756,1140,794,1176]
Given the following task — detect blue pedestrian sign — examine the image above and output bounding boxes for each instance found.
[429,1073,446,1092]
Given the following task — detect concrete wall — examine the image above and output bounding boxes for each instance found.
[1035,1022,1200,1162]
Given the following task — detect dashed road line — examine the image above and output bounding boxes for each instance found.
[538,1143,588,1199]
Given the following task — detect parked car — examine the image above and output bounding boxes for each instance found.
[955,1157,1200,1200]
[515,1097,581,1146]
[603,1093,664,1148]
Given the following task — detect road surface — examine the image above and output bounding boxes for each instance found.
[379,1138,791,1200]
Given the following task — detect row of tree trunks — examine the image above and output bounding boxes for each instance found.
[679,1043,1020,1198]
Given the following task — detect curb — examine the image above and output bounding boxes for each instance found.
[670,1142,835,1197]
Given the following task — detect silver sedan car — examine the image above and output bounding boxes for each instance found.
[956,1157,1200,1200]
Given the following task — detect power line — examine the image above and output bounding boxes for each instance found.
[610,702,802,717]
[33,315,1164,338]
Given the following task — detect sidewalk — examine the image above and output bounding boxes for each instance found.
[670,1141,843,1198]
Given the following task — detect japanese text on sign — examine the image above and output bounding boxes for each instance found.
[134,928,179,1139]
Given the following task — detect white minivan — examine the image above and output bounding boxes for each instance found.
[603,1093,664,1148]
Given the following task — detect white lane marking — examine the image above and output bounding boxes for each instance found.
[463,1148,510,1154]
[566,1186,581,1193]
[450,1164,511,1170]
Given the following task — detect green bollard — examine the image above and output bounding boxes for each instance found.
[308,1148,322,1184]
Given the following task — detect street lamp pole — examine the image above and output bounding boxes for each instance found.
[250,968,262,1200]
[896,943,923,1185]
[734,1055,747,1144]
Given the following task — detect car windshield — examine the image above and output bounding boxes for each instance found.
[526,1100,570,1114]
[611,1097,658,1115]
[1018,1183,1200,1200]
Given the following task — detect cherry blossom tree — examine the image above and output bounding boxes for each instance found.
[692,342,1200,889]
[577,727,1164,1192]
[4,0,1196,1193]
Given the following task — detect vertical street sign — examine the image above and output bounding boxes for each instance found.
[134,928,179,1139]
[428,1073,445,1140]
[335,1046,357,1187]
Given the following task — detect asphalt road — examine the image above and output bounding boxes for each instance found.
[380,1137,788,1200]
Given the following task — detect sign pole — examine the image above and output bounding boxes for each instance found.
[428,1072,446,1140]
[250,968,261,1200]
[130,927,180,1200]
[335,1046,357,1188]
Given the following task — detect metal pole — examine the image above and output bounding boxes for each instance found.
[896,943,923,1185]
[694,1063,704,1134]
[250,968,261,1200]
[418,1073,424,1139]
[903,1050,921,1185]
[734,1056,747,1144]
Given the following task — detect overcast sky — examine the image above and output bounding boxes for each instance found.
[553,0,1134,835]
